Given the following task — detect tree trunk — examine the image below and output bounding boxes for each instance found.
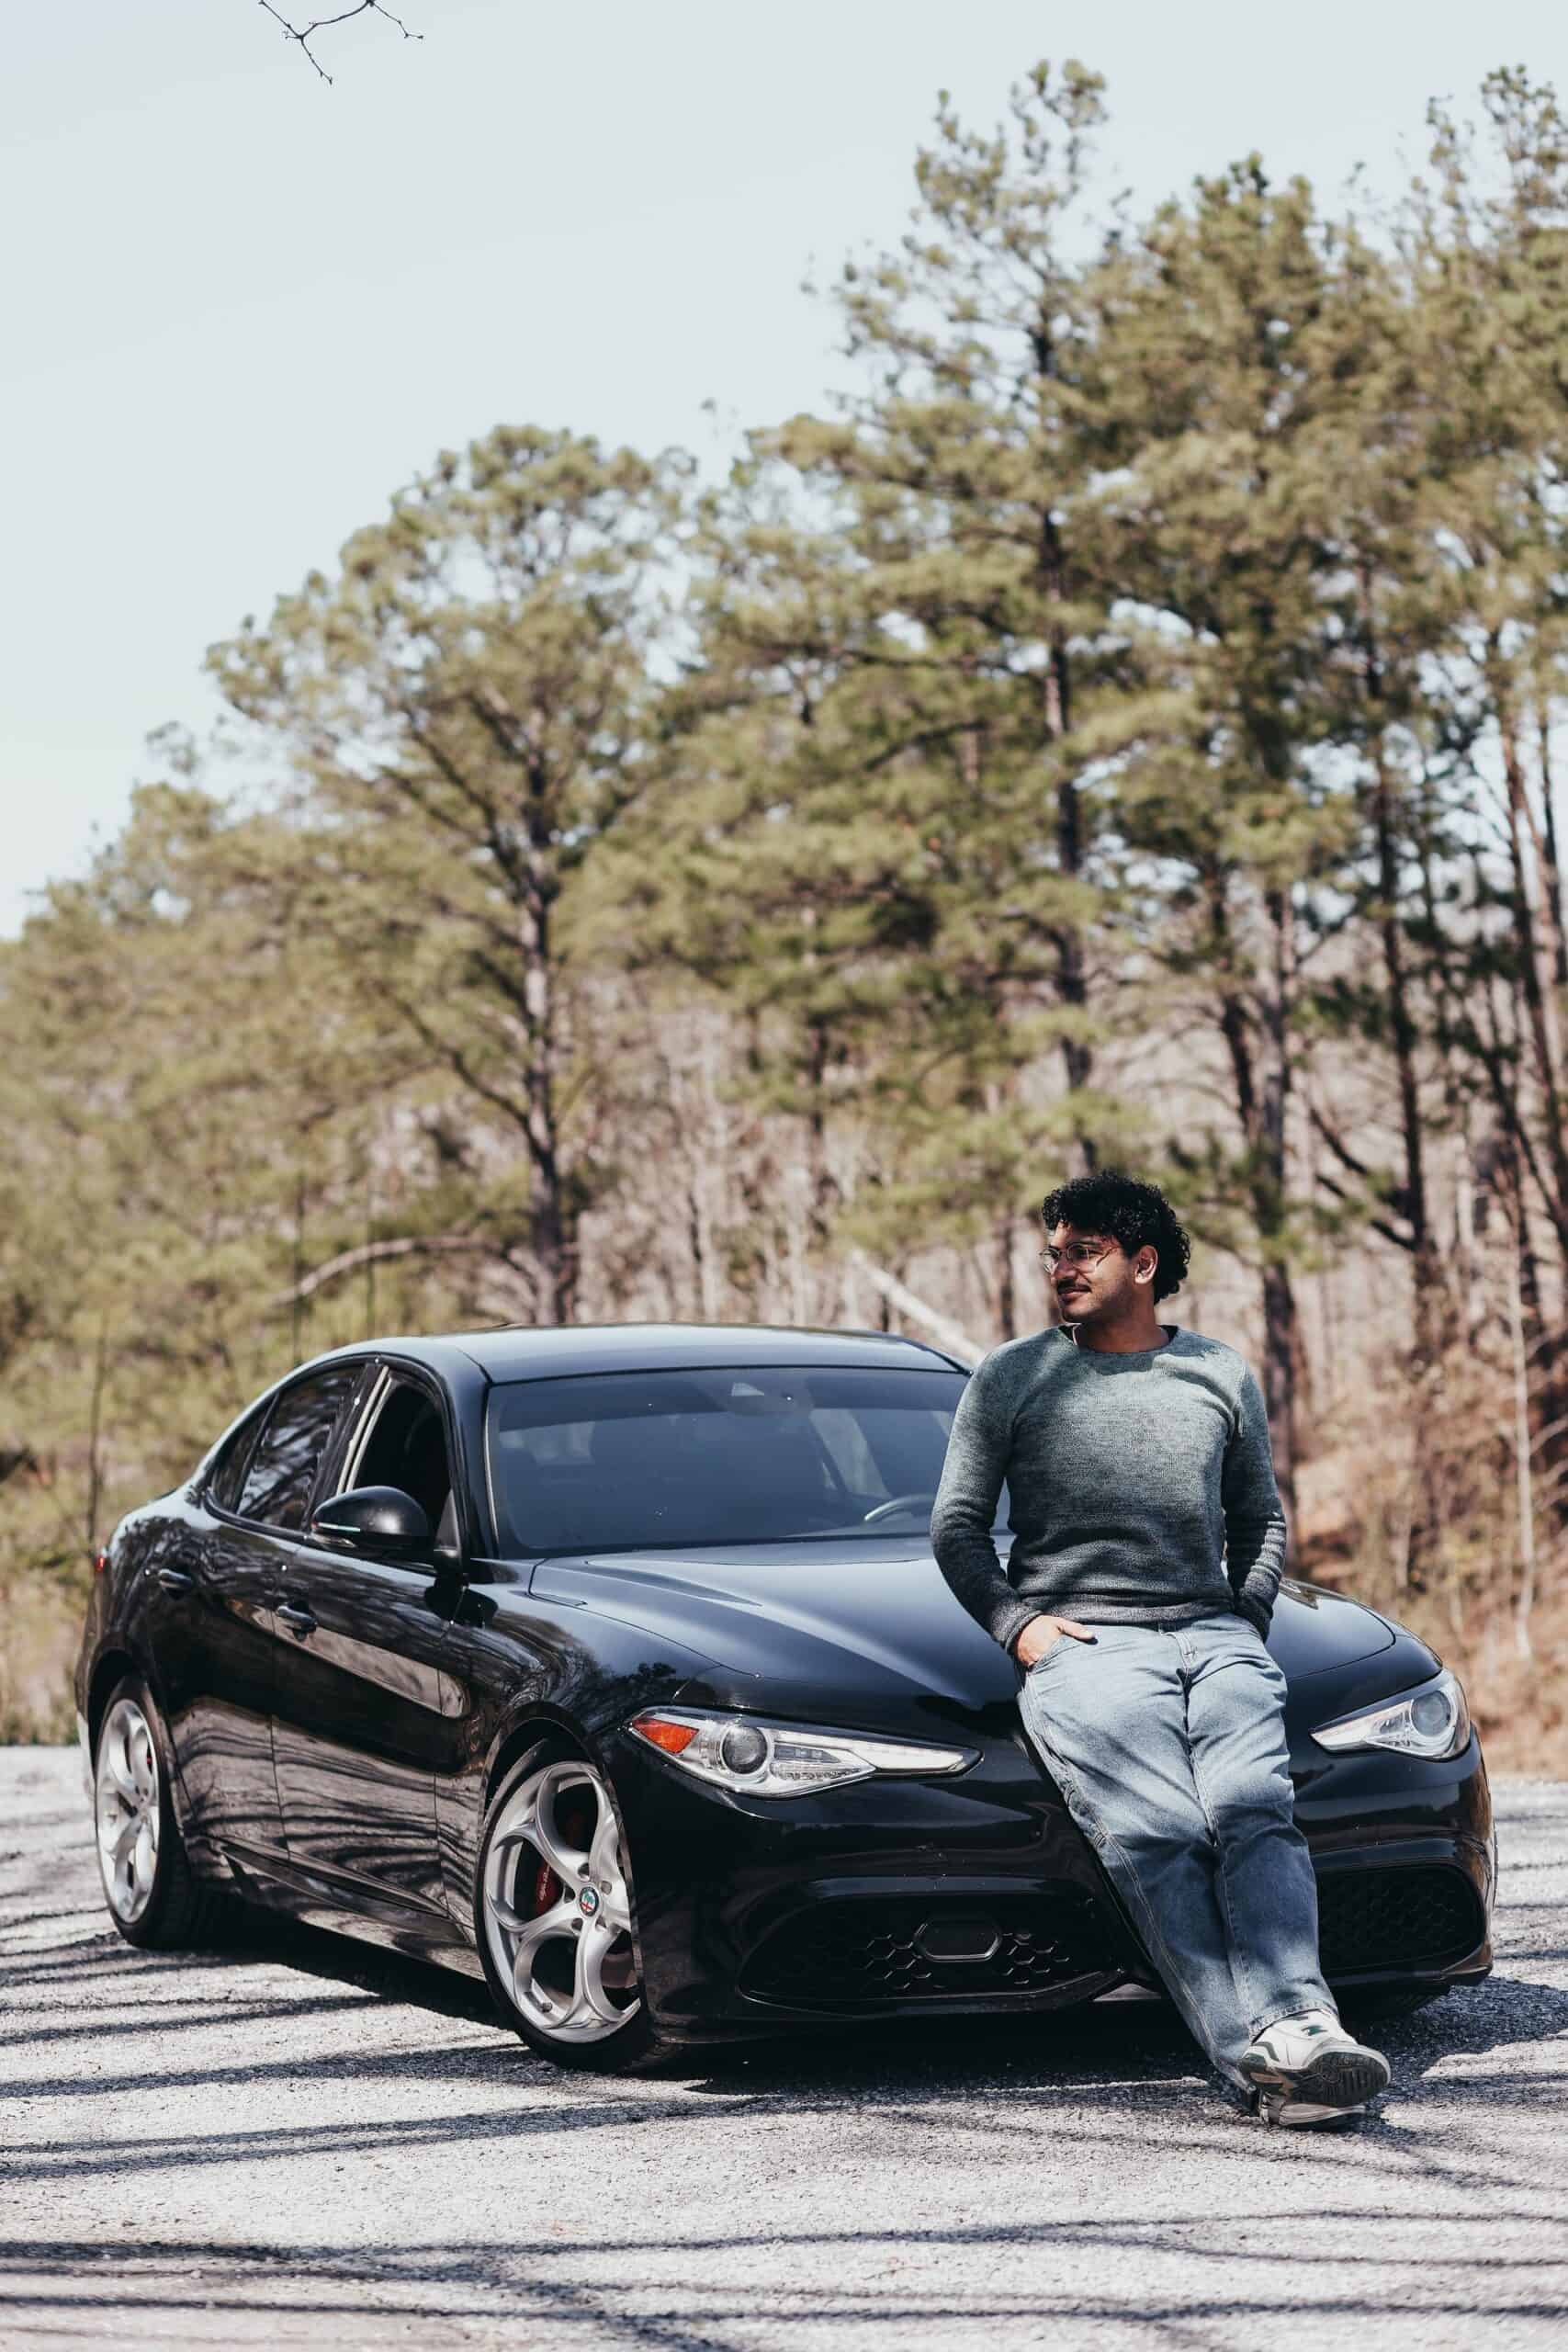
[1455,1120,1483,1349]
[1255,888,1301,1525]
[995,1216,1018,1341]
[1206,865,1299,1528]
[1370,735,1439,1354]
[516,819,576,1323]
[1495,672,1568,1234]
[1032,304,1093,1159]
[1508,1247,1538,1661]
[85,1317,109,1557]
[1259,1260,1299,1530]
[1043,562,1091,1113]
[686,1034,726,1324]
[805,1017,837,1250]
[1369,727,1438,1587]
[1418,833,1483,1338]
[290,1167,307,1363]
[1537,698,1566,988]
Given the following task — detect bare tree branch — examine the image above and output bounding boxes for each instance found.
[268,1232,488,1307]
[1310,1167,1413,1253]
[257,0,422,85]
[846,1250,986,1365]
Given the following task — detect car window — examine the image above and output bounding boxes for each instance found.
[353,1375,457,1550]
[208,1404,267,1515]
[487,1364,1007,1555]
[812,1407,891,1498]
[235,1366,362,1531]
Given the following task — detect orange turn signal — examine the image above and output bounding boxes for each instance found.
[630,1713,698,1755]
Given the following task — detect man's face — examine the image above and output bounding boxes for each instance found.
[1045,1222,1152,1323]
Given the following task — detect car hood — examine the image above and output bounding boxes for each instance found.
[529,1544,1399,1740]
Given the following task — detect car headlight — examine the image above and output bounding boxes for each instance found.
[626,1708,976,1796]
[1311,1668,1472,1761]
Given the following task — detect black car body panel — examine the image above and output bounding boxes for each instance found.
[77,1321,1495,2042]
[267,1536,454,1917]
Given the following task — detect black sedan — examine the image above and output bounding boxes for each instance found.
[77,1322,1495,2072]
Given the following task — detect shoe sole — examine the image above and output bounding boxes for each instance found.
[1241,2047,1391,2108]
[1264,2101,1366,2131]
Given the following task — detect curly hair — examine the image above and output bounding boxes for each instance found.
[1039,1169,1191,1304]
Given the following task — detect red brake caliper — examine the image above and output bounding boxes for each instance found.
[534,1799,587,1914]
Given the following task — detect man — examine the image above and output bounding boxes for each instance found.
[931,1169,1390,2128]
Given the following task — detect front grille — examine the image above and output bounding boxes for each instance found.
[1317,1865,1483,1975]
[742,1888,1118,2008]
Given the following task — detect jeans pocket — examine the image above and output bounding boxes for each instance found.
[1030,1633,1079,1671]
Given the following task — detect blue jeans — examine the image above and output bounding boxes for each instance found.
[1018,1611,1334,2086]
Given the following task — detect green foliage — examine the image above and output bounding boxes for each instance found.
[6,61,1568,1736]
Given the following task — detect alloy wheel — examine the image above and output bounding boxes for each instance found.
[96,1693,162,1925]
[481,1758,640,2045]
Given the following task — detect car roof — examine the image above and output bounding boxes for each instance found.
[347,1321,967,1384]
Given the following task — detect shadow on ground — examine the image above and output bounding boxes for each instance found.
[16,1883,1568,2115]
[6,1842,1568,2346]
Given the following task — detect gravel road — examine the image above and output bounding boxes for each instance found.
[3,1750,1567,2350]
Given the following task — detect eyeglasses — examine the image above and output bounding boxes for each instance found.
[1038,1241,1114,1275]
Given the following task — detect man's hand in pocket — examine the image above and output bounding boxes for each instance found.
[1012,1614,1097,1668]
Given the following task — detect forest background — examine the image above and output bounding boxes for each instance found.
[5,51,1568,1768]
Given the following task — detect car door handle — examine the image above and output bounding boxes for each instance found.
[277,1603,318,1637]
[156,1567,196,1594]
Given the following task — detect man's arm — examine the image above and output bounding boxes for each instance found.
[931,1356,1038,1656]
[1223,1366,1288,1635]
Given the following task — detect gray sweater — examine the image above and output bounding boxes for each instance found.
[931,1325,1287,1654]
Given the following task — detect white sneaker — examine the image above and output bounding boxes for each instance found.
[1257,2093,1367,2130]
[1240,2007,1391,2111]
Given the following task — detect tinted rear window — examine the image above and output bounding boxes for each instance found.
[208,1405,266,1515]
[487,1364,996,1555]
[235,1366,361,1530]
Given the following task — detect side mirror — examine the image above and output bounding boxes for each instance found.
[310,1486,432,1557]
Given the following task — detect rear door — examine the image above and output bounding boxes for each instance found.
[269,1364,462,1927]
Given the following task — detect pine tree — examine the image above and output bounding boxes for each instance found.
[618,65,1176,1318]
[1083,162,1370,1509]
[210,426,687,1321]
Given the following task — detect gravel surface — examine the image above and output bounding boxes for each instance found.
[2,1750,1566,2350]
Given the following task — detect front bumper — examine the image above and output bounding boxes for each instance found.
[611,1724,1495,2043]
[1291,1730,1495,1996]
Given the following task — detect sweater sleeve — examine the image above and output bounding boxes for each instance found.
[1223,1366,1288,1635]
[931,1353,1038,1656]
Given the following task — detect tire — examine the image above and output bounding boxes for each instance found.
[474,1740,673,2074]
[92,1675,229,1951]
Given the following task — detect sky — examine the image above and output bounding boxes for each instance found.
[3,0,1562,933]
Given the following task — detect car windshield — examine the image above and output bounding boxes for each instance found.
[486,1364,1008,1555]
